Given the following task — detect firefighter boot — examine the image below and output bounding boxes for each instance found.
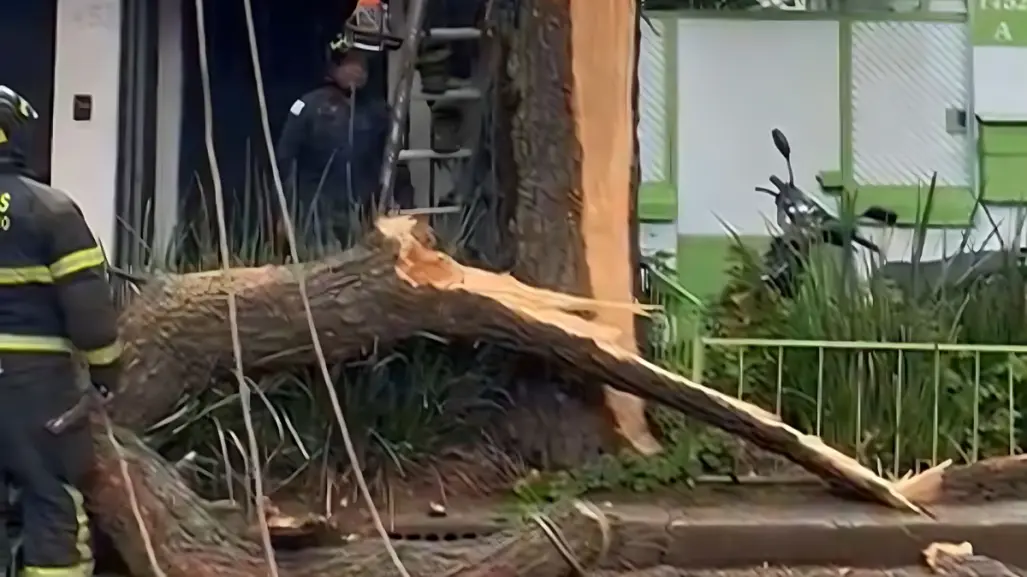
[0,483,13,577]
[430,105,463,154]
[417,44,452,95]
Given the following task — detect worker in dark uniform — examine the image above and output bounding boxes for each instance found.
[275,30,413,249]
[0,85,121,577]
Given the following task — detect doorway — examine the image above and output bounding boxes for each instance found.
[0,1,57,182]
[176,0,387,248]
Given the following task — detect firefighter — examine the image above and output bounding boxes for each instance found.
[275,30,414,249]
[0,85,122,577]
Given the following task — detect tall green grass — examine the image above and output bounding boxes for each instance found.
[124,164,522,505]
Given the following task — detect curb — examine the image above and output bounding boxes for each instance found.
[609,501,1027,569]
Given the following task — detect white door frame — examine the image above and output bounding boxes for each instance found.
[50,0,123,255]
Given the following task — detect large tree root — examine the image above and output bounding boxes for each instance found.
[97,217,923,577]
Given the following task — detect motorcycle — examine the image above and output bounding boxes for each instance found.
[756,129,1027,301]
[755,129,899,297]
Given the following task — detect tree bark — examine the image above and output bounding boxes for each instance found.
[92,217,930,577]
[88,424,612,577]
[923,543,1024,577]
[504,0,658,455]
[895,456,1027,506]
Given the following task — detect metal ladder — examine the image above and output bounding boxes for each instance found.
[377,1,487,215]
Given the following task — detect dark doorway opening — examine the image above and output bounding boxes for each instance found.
[176,0,388,261]
[0,1,57,182]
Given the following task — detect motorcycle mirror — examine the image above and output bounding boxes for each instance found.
[861,205,899,226]
[771,129,791,160]
[771,129,795,186]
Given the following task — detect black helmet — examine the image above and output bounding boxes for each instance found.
[0,86,38,145]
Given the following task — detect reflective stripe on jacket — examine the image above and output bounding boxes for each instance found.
[0,159,121,367]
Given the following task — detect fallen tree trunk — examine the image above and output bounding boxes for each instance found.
[88,425,612,577]
[895,456,1027,505]
[92,217,925,577]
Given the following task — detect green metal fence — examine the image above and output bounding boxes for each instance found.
[639,262,1026,474]
[640,261,705,380]
[697,338,1025,475]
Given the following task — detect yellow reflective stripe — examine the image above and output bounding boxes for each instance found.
[65,485,93,565]
[0,334,72,353]
[0,266,53,285]
[0,246,107,286]
[82,340,121,366]
[49,247,105,280]
[0,128,7,145]
[0,335,119,362]
[22,564,93,577]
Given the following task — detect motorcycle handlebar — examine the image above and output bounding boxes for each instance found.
[851,233,882,254]
[769,175,787,191]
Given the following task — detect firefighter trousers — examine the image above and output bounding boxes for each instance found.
[0,355,94,577]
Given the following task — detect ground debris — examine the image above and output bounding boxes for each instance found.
[923,542,1024,577]
[592,567,943,577]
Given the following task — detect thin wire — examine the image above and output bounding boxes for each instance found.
[193,3,281,577]
[238,0,412,575]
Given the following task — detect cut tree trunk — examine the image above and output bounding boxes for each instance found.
[895,456,1027,505]
[93,217,930,576]
[923,542,1024,577]
[505,0,658,455]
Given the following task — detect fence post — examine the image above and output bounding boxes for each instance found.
[691,330,704,382]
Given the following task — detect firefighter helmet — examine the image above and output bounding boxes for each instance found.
[330,0,401,56]
[0,85,38,145]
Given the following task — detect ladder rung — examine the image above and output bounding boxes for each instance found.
[426,27,482,41]
[396,206,463,216]
[415,88,482,101]
[399,149,472,161]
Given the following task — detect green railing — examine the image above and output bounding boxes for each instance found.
[639,261,706,380]
[639,262,1026,472]
[695,338,1026,473]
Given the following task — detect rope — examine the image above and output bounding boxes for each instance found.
[194,2,281,577]
[238,0,412,575]
[529,501,612,576]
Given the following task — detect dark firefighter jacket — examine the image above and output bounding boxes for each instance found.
[0,152,121,391]
[275,82,413,221]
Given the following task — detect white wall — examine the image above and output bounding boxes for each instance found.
[672,18,1013,269]
[676,19,842,237]
[50,0,122,254]
[975,47,1027,120]
[639,19,669,185]
[863,206,1027,264]
[851,21,970,188]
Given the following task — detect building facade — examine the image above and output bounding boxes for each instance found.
[26,0,1027,300]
